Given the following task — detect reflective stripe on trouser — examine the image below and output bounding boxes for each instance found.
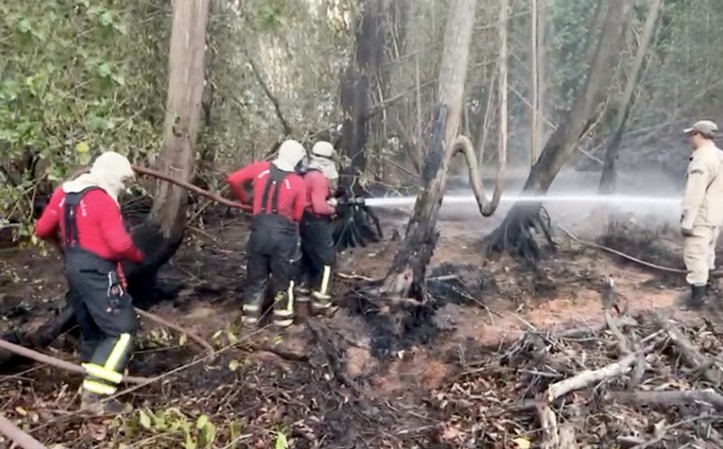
[273,282,295,327]
[312,265,332,309]
[82,333,131,396]
[684,225,718,285]
[242,302,261,324]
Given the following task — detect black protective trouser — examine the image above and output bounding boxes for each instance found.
[298,211,336,311]
[65,248,138,397]
[244,214,299,327]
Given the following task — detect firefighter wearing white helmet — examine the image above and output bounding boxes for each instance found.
[226,140,307,327]
[296,141,340,314]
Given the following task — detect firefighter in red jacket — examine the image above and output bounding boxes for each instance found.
[297,141,340,314]
[34,151,143,414]
[227,140,307,327]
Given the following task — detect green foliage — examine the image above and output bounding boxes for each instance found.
[0,0,168,233]
[125,408,218,449]
[547,0,599,112]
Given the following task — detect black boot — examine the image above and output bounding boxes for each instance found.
[272,291,295,328]
[707,271,716,295]
[680,284,707,310]
[294,283,311,320]
[242,290,265,326]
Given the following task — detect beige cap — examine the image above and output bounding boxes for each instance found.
[684,120,718,137]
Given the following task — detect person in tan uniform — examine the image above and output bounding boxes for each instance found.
[680,120,723,309]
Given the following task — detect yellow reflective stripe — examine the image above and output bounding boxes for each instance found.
[273,318,293,327]
[285,281,294,313]
[83,379,117,395]
[311,291,331,300]
[83,363,123,384]
[104,333,130,374]
[319,266,331,296]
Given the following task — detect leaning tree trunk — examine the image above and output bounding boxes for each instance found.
[486,0,633,264]
[123,0,210,307]
[379,0,506,301]
[598,0,664,194]
[0,0,211,368]
[339,0,385,196]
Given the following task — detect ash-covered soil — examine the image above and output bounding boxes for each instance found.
[1,205,722,448]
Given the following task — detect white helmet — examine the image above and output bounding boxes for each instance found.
[273,140,307,172]
[311,141,335,158]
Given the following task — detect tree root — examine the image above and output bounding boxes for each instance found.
[485,203,555,264]
[0,413,48,449]
[0,338,151,384]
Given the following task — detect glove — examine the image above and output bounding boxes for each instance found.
[327,198,338,208]
[681,227,694,237]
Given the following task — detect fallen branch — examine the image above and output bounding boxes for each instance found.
[135,308,215,356]
[558,225,723,277]
[0,339,150,384]
[0,414,48,449]
[553,316,638,339]
[653,313,723,385]
[546,352,638,402]
[610,389,723,411]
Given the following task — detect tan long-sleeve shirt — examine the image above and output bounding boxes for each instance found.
[681,142,723,229]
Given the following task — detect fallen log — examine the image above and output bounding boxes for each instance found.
[610,389,723,411]
[0,413,48,449]
[0,339,150,384]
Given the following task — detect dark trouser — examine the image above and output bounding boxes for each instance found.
[298,211,336,311]
[64,248,138,397]
[244,214,299,327]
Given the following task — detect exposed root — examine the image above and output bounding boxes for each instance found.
[485,203,555,264]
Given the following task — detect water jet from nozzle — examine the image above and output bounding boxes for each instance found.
[362,194,681,208]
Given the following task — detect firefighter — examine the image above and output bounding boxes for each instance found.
[296,141,340,314]
[680,120,723,309]
[34,151,143,414]
[227,140,307,327]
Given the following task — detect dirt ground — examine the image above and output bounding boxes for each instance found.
[0,204,720,448]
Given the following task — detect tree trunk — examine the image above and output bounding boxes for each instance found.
[124,0,210,306]
[530,0,545,166]
[0,0,211,368]
[598,0,664,193]
[379,0,478,300]
[339,0,385,195]
[486,0,633,263]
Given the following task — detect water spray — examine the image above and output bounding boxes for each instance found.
[362,194,681,208]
